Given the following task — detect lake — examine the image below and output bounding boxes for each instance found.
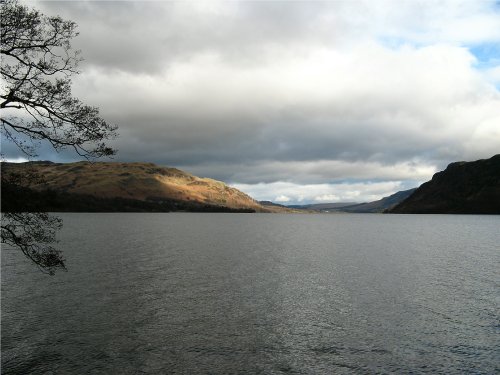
[2,213,499,374]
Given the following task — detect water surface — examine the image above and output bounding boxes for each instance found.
[2,213,499,374]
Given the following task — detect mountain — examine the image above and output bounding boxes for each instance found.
[287,202,359,210]
[260,200,286,207]
[1,161,276,213]
[336,188,417,213]
[285,189,415,213]
[390,154,500,214]
[259,201,310,213]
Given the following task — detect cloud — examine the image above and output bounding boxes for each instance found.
[176,159,437,186]
[70,43,500,171]
[3,156,29,163]
[274,195,291,203]
[485,66,500,84]
[232,180,409,205]
[33,1,500,73]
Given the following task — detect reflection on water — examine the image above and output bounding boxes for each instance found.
[2,213,499,374]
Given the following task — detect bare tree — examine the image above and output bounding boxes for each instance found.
[1,212,64,274]
[1,0,117,158]
[1,0,118,274]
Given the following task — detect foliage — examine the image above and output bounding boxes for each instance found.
[1,212,65,275]
[0,0,117,158]
[1,0,117,273]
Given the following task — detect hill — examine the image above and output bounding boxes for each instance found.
[285,189,415,213]
[287,202,359,211]
[337,188,417,213]
[390,155,500,214]
[1,161,277,213]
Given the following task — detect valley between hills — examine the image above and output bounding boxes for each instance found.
[1,154,499,214]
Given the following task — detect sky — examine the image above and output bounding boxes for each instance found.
[4,0,500,204]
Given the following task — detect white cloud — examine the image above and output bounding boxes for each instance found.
[274,195,291,203]
[2,157,29,163]
[233,181,406,205]
[314,194,340,202]
[485,66,500,84]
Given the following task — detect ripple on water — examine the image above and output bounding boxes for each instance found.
[2,213,499,374]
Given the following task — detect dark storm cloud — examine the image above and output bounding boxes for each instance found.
[38,1,332,74]
[39,1,173,73]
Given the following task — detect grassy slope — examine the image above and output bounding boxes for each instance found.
[2,161,269,212]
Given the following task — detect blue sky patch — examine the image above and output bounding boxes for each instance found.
[470,43,500,69]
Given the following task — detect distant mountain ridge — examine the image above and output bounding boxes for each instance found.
[1,161,290,213]
[335,188,417,213]
[285,189,416,213]
[288,202,359,210]
[390,154,500,214]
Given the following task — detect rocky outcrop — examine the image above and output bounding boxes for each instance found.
[390,155,500,214]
